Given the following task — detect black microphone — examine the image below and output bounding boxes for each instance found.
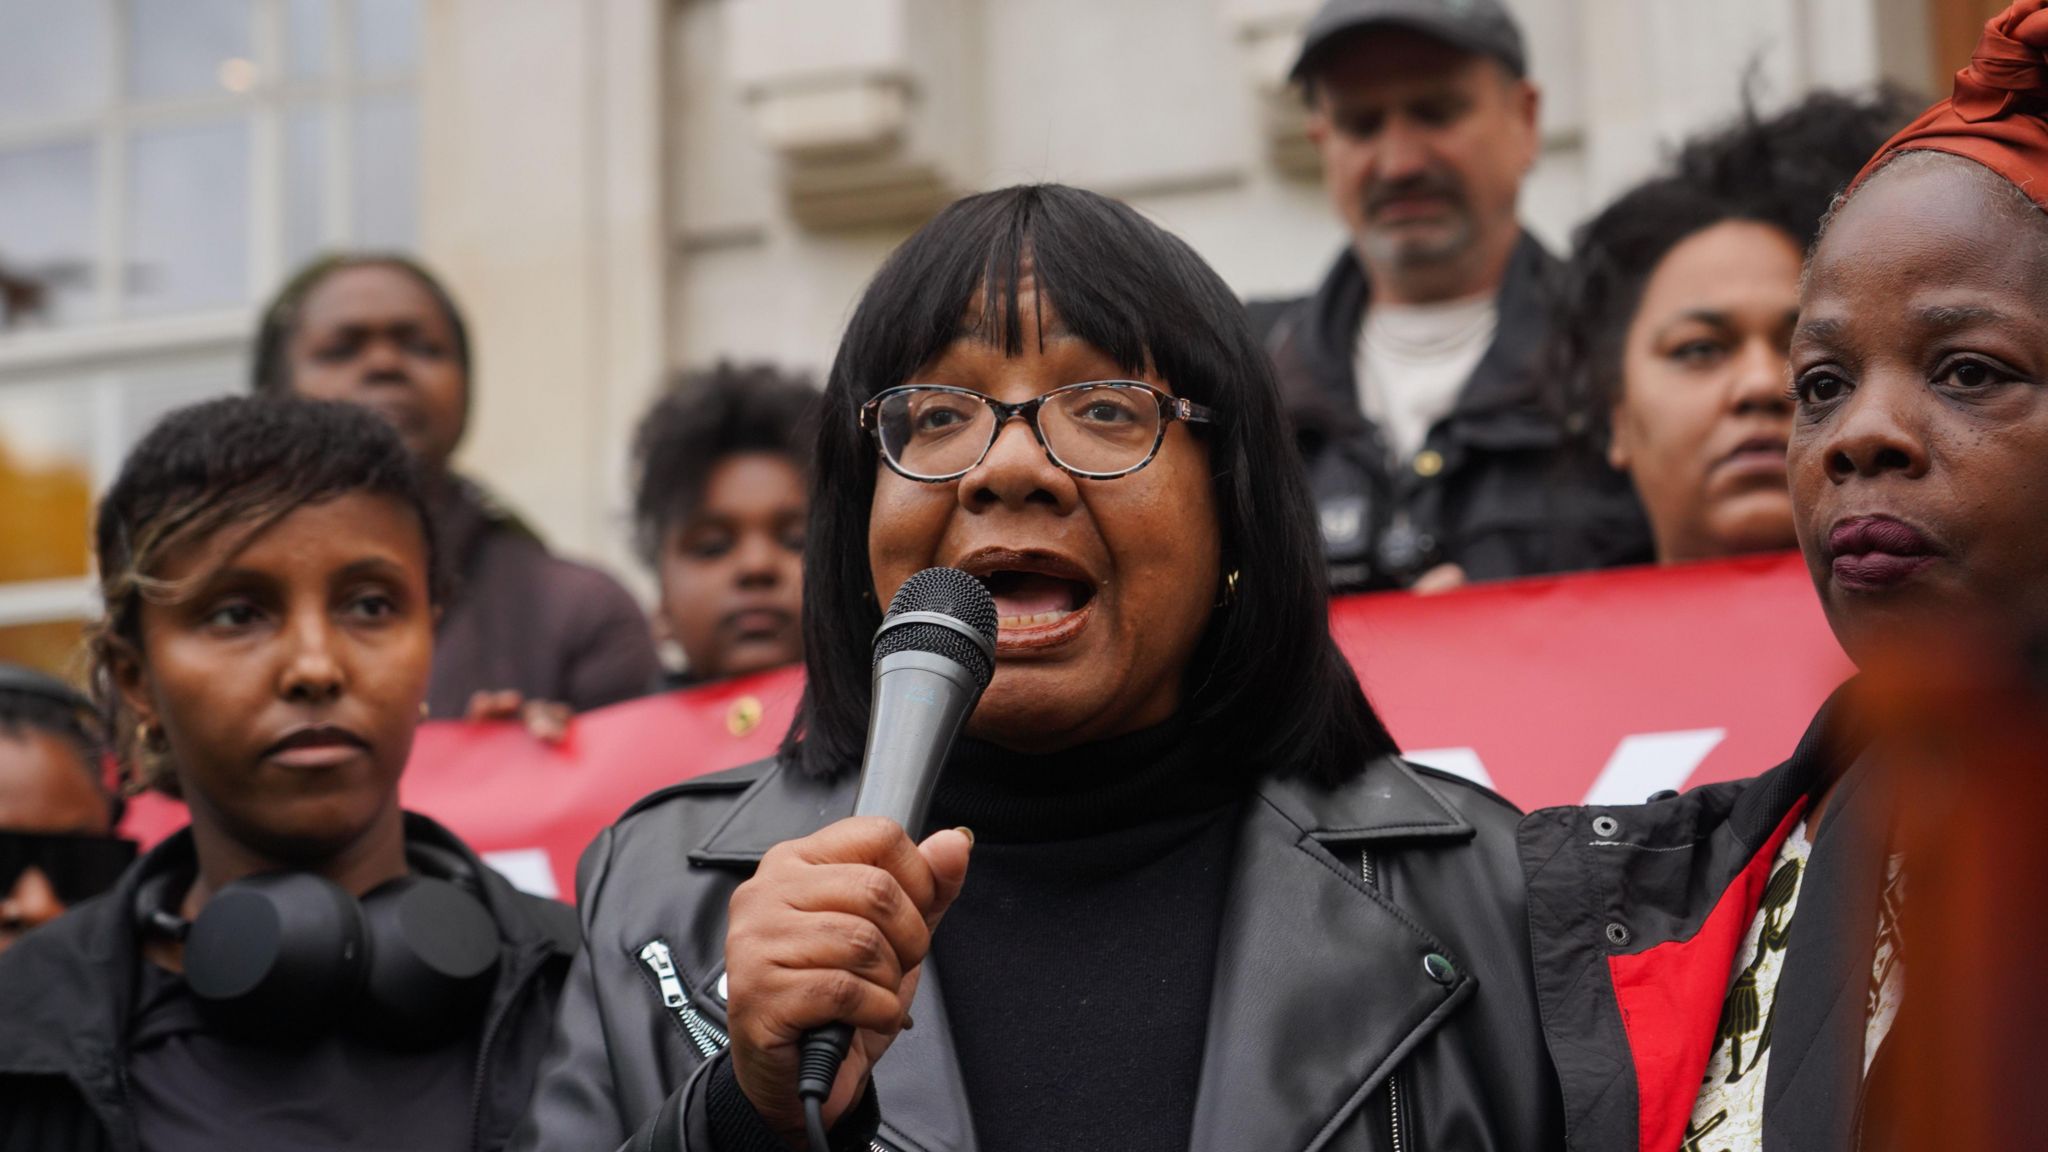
[794,567,997,1149]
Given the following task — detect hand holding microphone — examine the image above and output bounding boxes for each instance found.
[724,818,971,1143]
[722,569,997,1148]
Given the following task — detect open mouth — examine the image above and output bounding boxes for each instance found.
[980,569,1096,629]
[952,548,1101,646]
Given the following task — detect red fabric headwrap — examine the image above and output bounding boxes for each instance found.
[1850,0,2048,208]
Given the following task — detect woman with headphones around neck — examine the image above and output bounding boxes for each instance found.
[0,396,577,1152]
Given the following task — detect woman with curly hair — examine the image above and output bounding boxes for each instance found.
[1551,91,1914,564]
[630,363,818,686]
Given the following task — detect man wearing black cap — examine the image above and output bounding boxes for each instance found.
[1261,0,1650,593]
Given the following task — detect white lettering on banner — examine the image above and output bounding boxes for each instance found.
[482,848,560,898]
[1406,748,1496,789]
[1406,730,1728,807]
[1580,729,1727,807]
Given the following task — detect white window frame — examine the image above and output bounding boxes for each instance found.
[0,0,418,637]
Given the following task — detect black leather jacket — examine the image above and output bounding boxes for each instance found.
[511,753,1563,1152]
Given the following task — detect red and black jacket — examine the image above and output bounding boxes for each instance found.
[1518,691,1899,1152]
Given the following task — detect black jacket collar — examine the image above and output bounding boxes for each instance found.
[690,753,1474,863]
[1294,229,1564,446]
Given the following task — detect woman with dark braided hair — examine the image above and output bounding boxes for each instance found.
[0,396,575,1152]
[254,255,658,730]
[1551,91,1913,565]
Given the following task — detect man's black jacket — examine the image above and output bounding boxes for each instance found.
[0,812,580,1152]
[1519,691,1907,1151]
[1256,234,1652,591]
[510,752,1564,1152]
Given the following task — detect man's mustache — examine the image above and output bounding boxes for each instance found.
[1364,173,1466,217]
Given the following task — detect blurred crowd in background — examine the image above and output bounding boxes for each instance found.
[0,0,1991,939]
[0,0,2004,670]
[8,2,2048,1150]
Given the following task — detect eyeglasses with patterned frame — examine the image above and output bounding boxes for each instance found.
[859,380,1217,482]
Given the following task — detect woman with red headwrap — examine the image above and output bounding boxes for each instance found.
[1519,5,2048,1149]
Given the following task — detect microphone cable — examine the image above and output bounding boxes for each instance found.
[797,1021,850,1152]
[803,1097,831,1152]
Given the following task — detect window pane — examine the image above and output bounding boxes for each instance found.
[0,139,100,329]
[286,0,329,79]
[0,380,93,582]
[116,356,247,453]
[125,120,250,316]
[352,93,416,248]
[0,0,108,124]
[354,0,419,74]
[128,0,252,102]
[284,106,327,268]
[0,620,91,678]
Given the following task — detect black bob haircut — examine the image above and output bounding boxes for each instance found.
[630,361,819,566]
[249,252,472,398]
[89,396,440,793]
[784,183,1398,784]
[1552,89,1917,446]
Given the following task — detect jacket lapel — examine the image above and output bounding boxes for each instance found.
[870,961,979,1152]
[1761,751,1893,1149]
[1188,760,1476,1152]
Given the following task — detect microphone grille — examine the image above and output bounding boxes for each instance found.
[874,567,998,688]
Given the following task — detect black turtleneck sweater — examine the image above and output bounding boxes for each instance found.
[924,718,1246,1152]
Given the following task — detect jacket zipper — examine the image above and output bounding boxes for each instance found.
[1361,849,1413,1152]
[639,939,730,1059]
[638,941,903,1152]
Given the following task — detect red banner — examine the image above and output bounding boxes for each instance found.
[123,551,1850,899]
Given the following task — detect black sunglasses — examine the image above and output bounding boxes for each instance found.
[0,830,137,907]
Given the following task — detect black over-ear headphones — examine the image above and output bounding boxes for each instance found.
[136,842,500,1049]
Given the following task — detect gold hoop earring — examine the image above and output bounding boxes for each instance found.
[1217,568,1241,608]
[128,721,165,797]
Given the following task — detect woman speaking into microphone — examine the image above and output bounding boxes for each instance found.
[514,185,1560,1152]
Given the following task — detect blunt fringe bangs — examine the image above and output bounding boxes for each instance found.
[784,183,1397,785]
